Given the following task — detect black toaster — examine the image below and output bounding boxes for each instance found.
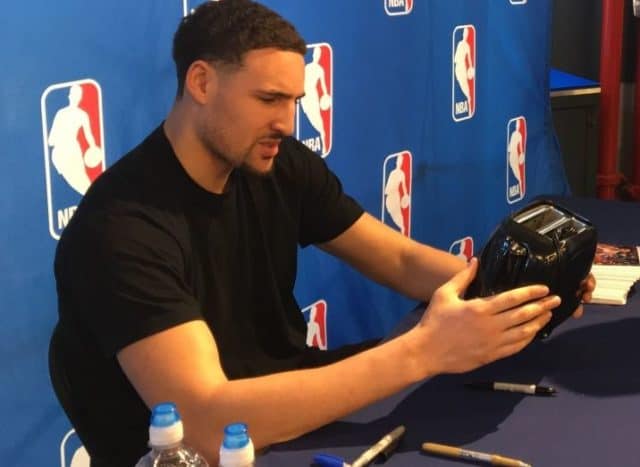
[466,200,597,339]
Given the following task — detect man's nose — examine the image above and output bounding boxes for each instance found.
[272,100,297,136]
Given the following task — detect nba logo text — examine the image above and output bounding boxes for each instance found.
[509,0,527,4]
[449,236,474,262]
[452,25,476,122]
[296,42,333,158]
[381,151,412,237]
[41,79,106,240]
[60,429,90,467]
[384,0,413,16]
[506,116,527,204]
[301,300,328,350]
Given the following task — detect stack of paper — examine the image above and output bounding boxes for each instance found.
[589,244,640,305]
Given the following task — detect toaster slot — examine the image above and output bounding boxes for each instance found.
[514,204,566,233]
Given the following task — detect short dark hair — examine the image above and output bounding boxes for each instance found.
[172,0,307,96]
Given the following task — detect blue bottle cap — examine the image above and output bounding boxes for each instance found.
[150,402,181,428]
[222,422,250,449]
[313,453,348,467]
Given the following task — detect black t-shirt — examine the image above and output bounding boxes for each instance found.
[52,126,373,465]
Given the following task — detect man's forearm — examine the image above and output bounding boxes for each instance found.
[182,330,428,463]
[319,214,467,303]
[390,242,467,301]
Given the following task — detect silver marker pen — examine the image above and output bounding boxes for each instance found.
[351,425,405,467]
[465,381,556,396]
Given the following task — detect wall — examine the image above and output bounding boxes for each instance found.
[0,1,567,464]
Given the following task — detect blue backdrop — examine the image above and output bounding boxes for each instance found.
[0,0,568,464]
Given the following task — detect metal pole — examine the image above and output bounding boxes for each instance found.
[597,0,625,199]
[631,12,640,196]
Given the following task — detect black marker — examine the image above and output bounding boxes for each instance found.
[465,381,556,396]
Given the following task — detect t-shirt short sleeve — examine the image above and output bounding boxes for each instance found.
[289,141,364,246]
[63,202,201,357]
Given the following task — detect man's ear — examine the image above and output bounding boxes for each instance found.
[184,60,217,105]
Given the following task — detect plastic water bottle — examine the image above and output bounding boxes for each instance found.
[135,402,209,467]
[218,423,255,467]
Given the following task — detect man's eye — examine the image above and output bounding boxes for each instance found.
[259,96,276,103]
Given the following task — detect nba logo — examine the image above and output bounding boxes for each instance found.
[301,300,328,350]
[381,151,412,237]
[449,236,474,262]
[60,429,90,467]
[452,25,476,122]
[384,0,413,16]
[41,79,106,240]
[506,116,527,204]
[296,42,333,158]
[183,0,218,17]
[509,0,527,4]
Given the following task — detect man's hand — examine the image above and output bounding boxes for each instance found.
[412,258,560,375]
[572,273,596,318]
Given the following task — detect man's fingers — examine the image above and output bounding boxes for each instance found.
[481,284,551,315]
[496,295,559,330]
[572,304,584,318]
[585,273,596,289]
[499,310,552,348]
[447,257,479,297]
[577,273,596,301]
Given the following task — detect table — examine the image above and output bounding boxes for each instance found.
[261,197,640,466]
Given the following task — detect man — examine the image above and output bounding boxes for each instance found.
[48,83,98,194]
[300,45,331,153]
[49,1,595,465]
[383,153,410,235]
[453,26,474,111]
[508,117,526,195]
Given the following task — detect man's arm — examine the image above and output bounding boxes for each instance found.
[118,258,558,465]
[320,212,595,314]
[319,212,467,301]
[118,318,426,462]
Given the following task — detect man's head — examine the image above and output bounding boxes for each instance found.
[170,0,308,177]
[68,84,82,107]
[311,46,321,64]
[173,0,306,97]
